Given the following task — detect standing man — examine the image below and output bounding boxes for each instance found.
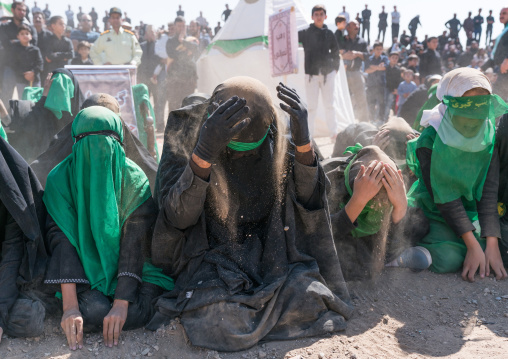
[339,6,350,23]
[474,9,484,43]
[42,4,50,20]
[391,6,400,41]
[365,41,389,124]
[196,11,208,29]
[76,6,84,22]
[377,6,388,44]
[90,7,142,66]
[89,8,99,32]
[102,11,110,32]
[343,20,369,122]
[445,14,462,40]
[165,16,199,113]
[419,36,441,79]
[222,4,232,22]
[298,4,340,137]
[486,10,495,46]
[492,8,508,100]
[408,15,421,41]
[464,12,474,46]
[176,5,184,17]
[32,11,51,54]
[138,25,160,97]
[70,14,99,51]
[385,51,401,121]
[32,1,41,14]
[0,1,37,105]
[124,12,132,25]
[65,5,74,29]
[214,22,222,36]
[361,4,371,44]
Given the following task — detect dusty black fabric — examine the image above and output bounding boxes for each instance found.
[331,122,378,157]
[8,68,82,162]
[322,155,428,281]
[298,24,340,76]
[148,102,353,351]
[0,137,49,332]
[497,114,508,206]
[30,119,158,191]
[398,84,429,127]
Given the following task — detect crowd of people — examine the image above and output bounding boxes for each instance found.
[1,0,508,355]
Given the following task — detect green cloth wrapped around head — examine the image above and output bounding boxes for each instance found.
[22,87,44,103]
[132,84,159,160]
[44,72,75,119]
[43,106,173,296]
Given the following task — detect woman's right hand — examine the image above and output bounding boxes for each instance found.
[61,307,84,350]
[462,235,486,282]
[352,160,385,206]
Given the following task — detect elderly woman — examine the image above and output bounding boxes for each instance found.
[407,68,508,281]
[148,77,353,351]
[43,106,173,351]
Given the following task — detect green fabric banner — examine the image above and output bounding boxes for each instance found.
[207,36,268,55]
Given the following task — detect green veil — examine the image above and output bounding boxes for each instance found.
[132,84,159,161]
[44,72,75,119]
[43,106,173,297]
[22,87,44,103]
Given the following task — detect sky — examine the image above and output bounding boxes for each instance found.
[37,0,505,45]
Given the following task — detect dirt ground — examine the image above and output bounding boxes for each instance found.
[2,138,508,359]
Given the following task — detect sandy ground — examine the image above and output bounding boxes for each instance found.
[2,138,508,359]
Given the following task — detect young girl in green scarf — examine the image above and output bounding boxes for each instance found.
[407,67,508,282]
[43,106,173,351]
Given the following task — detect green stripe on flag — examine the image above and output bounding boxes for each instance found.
[206,36,268,55]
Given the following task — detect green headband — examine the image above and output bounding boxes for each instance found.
[442,94,508,120]
[227,127,270,152]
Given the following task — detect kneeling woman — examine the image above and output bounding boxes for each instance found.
[407,68,508,281]
[43,107,173,350]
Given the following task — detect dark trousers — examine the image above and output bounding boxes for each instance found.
[377,27,387,44]
[367,86,386,124]
[391,24,399,41]
[474,27,482,42]
[362,21,371,43]
[78,283,162,333]
[486,26,493,45]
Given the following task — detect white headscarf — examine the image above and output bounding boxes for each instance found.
[420,68,493,130]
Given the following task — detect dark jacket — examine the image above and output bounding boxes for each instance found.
[42,34,73,74]
[0,20,38,65]
[165,35,198,80]
[419,49,441,78]
[342,35,369,72]
[334,29,345,50]
[378,12,388,28]
[70,56,93,65]
[12,42,43,85]
[494,28,508,68]
[298,24,340,76]
[138,40,160,84]
[386,64,401,92]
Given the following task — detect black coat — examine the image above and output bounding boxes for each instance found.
[298,24,340,76]
[0,137,48,330]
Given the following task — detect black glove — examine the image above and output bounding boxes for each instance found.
[193,96,250,163]
[276,83,310,146]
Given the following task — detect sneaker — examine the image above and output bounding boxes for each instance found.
[396,246,432,271]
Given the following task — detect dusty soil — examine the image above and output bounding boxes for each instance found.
[2,138,507,359]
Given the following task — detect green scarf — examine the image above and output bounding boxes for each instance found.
[43,106,173,297]
[413,83,439,132]
[0,122,7,142]
[132,84,159,161]
[430,95,508,204]
[22,87,44,103]
[341,143,386,238]
[44,73,74,119]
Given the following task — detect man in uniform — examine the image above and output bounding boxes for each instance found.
[90,7,142,66]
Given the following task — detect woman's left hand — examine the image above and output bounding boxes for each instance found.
[103,299,128,347]
[484,237,508,280]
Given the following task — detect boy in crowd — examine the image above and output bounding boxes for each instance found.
[385,52,401,121]
[298,4,340,138]
[335,15,347,49]
[70,41,93,65]
[397,69,417,115]
[365,41,389,124]
[12,25,43,96]
[42,16,73,78]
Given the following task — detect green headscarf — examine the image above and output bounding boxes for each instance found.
[341,143,387,238]
[0,122,7,142]
[132,84,159,161]
[430,95,508,204]
[22,87,44,103]
[43,106,173,297]
[44,72,75,119]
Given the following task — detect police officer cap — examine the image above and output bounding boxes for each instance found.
[109,7,122,16]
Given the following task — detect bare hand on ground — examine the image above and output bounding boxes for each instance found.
[103,299,128,347]
[462,240,486,282]
[61,307,84,350]
[484,237,508,280]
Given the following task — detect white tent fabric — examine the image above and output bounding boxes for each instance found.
[197,0,355,137]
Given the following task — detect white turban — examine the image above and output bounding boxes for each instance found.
[421,68,493,130]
